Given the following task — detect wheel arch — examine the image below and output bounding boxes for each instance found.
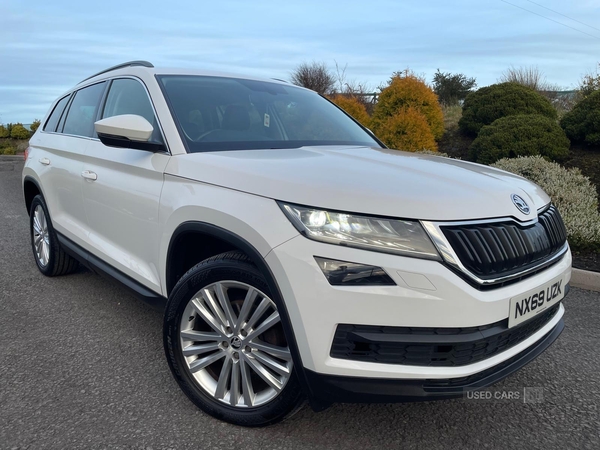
[165,221,315,404]
[23,175,44,216]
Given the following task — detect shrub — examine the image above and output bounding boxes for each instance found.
[560,89,600,146]
[469,114,570,164]
[290,61,335,95]
[0,146,16,155]
[0,125,9,138]
[459,83,557,136]
[432,69,476,106]
[492,156,600,251]
[10,123,30,140]
[372,74,444,140]
[329,95,371,128]
[374,107,437,152]
[30,119,41,134]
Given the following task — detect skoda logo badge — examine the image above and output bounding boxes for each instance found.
[511,194,530,215]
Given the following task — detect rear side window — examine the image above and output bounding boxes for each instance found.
[63,82,106,138]
[43,94,70,132]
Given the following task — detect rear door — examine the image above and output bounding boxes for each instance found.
[35,82,107,246]
[81,77,170,293]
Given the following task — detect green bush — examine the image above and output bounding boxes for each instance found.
[10,123,30,140]
[560,89,600,146]
[30,119,41,134]
[469,114,570,164]
[459,82,557,136]
[492,156,600,251]
[0,125,9,138]
[0,146,17,155]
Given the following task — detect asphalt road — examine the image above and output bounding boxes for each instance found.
[1,157,599,450]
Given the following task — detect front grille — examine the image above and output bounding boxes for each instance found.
[441,205,567,282]
[330,303,560,367]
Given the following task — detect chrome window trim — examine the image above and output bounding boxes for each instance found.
[421,204,568,286]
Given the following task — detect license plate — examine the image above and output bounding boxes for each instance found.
[508,275,565,328]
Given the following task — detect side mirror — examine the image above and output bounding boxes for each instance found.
[94,114,165,152]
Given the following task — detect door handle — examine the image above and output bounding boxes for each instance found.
[39,158,50,165]
[81,170,98,181]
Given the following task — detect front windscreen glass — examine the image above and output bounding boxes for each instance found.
[157,75,381,152]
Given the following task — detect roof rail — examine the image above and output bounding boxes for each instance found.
[79,60,154,84]
[271,78,289,83]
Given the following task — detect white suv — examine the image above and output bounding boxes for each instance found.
[23,61,571,426]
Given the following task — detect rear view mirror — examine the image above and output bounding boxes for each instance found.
[95,114,165,152]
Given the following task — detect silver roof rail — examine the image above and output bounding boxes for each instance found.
[79,60,154,84]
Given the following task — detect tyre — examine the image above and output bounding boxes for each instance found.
[29,195,79,276]
[163,251,303,426]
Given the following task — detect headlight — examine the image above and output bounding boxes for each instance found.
[278,202,441,260]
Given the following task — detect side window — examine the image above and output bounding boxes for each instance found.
[101,78,163,143]
[43,94,71,132]
[63,82,106,138]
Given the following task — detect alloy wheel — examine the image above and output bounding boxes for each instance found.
[32,204,50,267]
[179,281,293,408]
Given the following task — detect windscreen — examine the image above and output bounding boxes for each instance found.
[157,75,381,152]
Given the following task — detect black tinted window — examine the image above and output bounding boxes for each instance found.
[63,82,106,137]
[44,94,70,132]
[158,75,380,152]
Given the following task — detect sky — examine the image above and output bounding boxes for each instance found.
[1,0,600,124]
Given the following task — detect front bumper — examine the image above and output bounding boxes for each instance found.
[304,316,564,405]
[266,235,571,382]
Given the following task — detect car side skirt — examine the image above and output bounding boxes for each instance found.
[56,231,167,310]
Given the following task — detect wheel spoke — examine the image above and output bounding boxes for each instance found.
[214,283,237,328]
[240,359,255,406]
[191,298,226,335]
[234,288,257,333]
[251,340,292,361]
[244,297,271,331]
[252,350,290,376]
[214,356,232,400]
[39,210,46,231]
[34,234,43,245]
[33,217,42,235]
[188,351,225,373]
[245,311,281,342]
[229,360,241,406]
[246,355,283,392]
[182,342,220,357]
[181,330,222,342]
[201,289,228,330]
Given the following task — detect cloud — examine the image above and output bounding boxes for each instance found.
[1,0,599,122]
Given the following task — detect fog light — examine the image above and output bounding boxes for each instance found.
[315,257,395,286]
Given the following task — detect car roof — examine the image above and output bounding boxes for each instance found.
[75,60,297,89]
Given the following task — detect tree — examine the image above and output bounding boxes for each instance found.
[577,63,600,101]
[30,119,41,134]
[328,95,371,128]
[290,61,335,95]
[10,123,30,140]
[373,107,437,152]
[432,69,476,106]
[372,74,444,140]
